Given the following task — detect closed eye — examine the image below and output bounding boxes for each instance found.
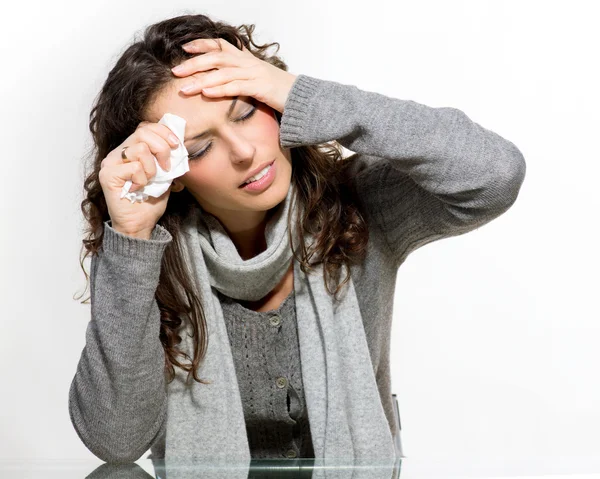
[188,104,257,160]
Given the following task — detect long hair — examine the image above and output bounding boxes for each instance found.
[75,13,369,385]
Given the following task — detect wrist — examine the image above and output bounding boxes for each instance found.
[111,224,154,240]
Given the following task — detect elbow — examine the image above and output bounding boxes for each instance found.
[458,106,527,212]
[69,399,144,464]
[493,141,527,212]
[89,447,145,465]
[99,452,146,465]
[476,147,526,224]
[441,144,526,229]
[68,383,161,464]
[70,420,149,464]
[437,110,527,229]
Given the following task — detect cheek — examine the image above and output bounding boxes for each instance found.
[253,106,280,144]
[182,165,222,192]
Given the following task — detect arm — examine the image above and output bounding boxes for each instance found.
[68,221,172,463]
[279,74,526,266]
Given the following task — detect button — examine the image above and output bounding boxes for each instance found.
[276,376,288,388]
[269,314,281,327]
[285,448,297,458]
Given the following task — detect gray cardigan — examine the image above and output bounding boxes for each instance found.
[68,74,526,463]
[216,288,315,460]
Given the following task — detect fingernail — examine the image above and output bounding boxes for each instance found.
[171,65,184,74]
[169,133,179,146]
[180,83,195,93]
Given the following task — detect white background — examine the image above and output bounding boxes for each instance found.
[1,0,599,474]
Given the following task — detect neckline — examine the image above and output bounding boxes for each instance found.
[220,289,295,316]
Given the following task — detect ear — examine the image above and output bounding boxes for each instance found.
[170,179,185,193]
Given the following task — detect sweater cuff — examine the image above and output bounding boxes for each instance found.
[279,74,321,148]
[102,220,173,261]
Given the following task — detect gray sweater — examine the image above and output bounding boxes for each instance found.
[68,74,526,463]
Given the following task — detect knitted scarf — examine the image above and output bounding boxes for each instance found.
[162,181,399,477]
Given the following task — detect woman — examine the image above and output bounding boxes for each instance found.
[70,13,526,465]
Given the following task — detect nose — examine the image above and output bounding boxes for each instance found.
[222,128,256,165]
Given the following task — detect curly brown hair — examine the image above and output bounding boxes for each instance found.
[74,13,369,386]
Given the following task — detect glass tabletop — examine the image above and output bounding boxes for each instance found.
[0,458,400,479]
[2,456,600,479]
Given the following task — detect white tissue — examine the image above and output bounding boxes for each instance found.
[120,113,190,203]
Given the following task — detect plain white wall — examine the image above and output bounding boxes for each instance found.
[1,0,598,470]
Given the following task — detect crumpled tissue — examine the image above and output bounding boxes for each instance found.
[120,113,190,203]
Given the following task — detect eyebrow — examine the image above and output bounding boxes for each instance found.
[183,96,239,144]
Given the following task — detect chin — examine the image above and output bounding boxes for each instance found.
[266,176,290,207]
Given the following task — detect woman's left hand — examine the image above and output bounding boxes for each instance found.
[170,38,297,114]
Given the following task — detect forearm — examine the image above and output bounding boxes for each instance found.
[69,222,172,463]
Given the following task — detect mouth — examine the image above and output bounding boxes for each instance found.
[238,159,276,188]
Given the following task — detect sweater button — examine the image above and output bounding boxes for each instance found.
[269,314,281,327]
[276,376,288,388]
[285,448,297,458]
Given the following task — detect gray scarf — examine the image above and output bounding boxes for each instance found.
[163,181,399,477]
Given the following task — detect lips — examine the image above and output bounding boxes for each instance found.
[239,160,275,187]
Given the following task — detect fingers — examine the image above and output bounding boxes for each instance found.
[138,120,181,145]
[118,142,159,181]
[179,67,246,96]
[120,161,148,192]
[103,123,179,172]
[135,122,180,170]
[99,121,183,197]
[181,37,227,53]
[99,160,148,193]
[172,50,237,79]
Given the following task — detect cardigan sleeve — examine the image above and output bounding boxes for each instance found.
[68,221,172,463]
[279,74,526,266]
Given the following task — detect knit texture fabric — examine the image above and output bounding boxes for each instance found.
[219,288,314,459]
[157,176,399,466]
[68,74,526,466]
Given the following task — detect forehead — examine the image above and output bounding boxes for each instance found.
[144,74,234,125]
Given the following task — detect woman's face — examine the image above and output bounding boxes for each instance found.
[144,75,293,224]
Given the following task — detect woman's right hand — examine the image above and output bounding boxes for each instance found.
[98,120,181,239]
